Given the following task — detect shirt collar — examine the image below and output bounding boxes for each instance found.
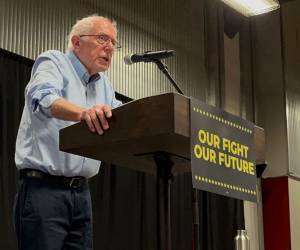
[66,50,100,84]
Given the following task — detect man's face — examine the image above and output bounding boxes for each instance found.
[72,20,117,75]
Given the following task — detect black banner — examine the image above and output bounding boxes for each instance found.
[190,98,257,202]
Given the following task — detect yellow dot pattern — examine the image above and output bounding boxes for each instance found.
[194,175,256,196]
[192,107,252,135]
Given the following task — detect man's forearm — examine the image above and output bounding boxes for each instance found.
[51,98,84,121]
[51,98,113,134]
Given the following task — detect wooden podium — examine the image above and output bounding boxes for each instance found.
[60,93,265,250]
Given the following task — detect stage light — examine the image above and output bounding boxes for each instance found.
[222,0,280,16]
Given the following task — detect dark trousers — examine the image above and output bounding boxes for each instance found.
[14,176,93,250]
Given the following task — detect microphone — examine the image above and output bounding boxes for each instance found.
[124,50,175,65]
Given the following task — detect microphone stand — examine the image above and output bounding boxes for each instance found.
[152,59,183,95]
[153,59,200,250]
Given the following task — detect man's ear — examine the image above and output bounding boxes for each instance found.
[71,35,81,51]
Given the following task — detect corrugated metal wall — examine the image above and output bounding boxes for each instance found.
[281,1,300,178]
[0,0,209,100]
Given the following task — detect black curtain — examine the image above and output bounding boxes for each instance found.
[0,48,244,250]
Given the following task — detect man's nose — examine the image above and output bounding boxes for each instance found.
[103,43,115,52]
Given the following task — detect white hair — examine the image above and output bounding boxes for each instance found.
[67,14,117,51]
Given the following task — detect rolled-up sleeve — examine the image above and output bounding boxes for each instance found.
[26,57,64,119]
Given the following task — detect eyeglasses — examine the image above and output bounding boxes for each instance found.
[79,34,121,50]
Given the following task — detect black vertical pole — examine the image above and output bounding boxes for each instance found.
[192,189,200,250]
[154,152,174,250]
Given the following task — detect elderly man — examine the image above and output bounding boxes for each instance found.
[14,15,122,250]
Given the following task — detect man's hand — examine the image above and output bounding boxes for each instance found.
[51,99,112,135]
[80,105,112,134]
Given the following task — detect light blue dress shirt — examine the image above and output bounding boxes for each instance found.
[15,50,122,178]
